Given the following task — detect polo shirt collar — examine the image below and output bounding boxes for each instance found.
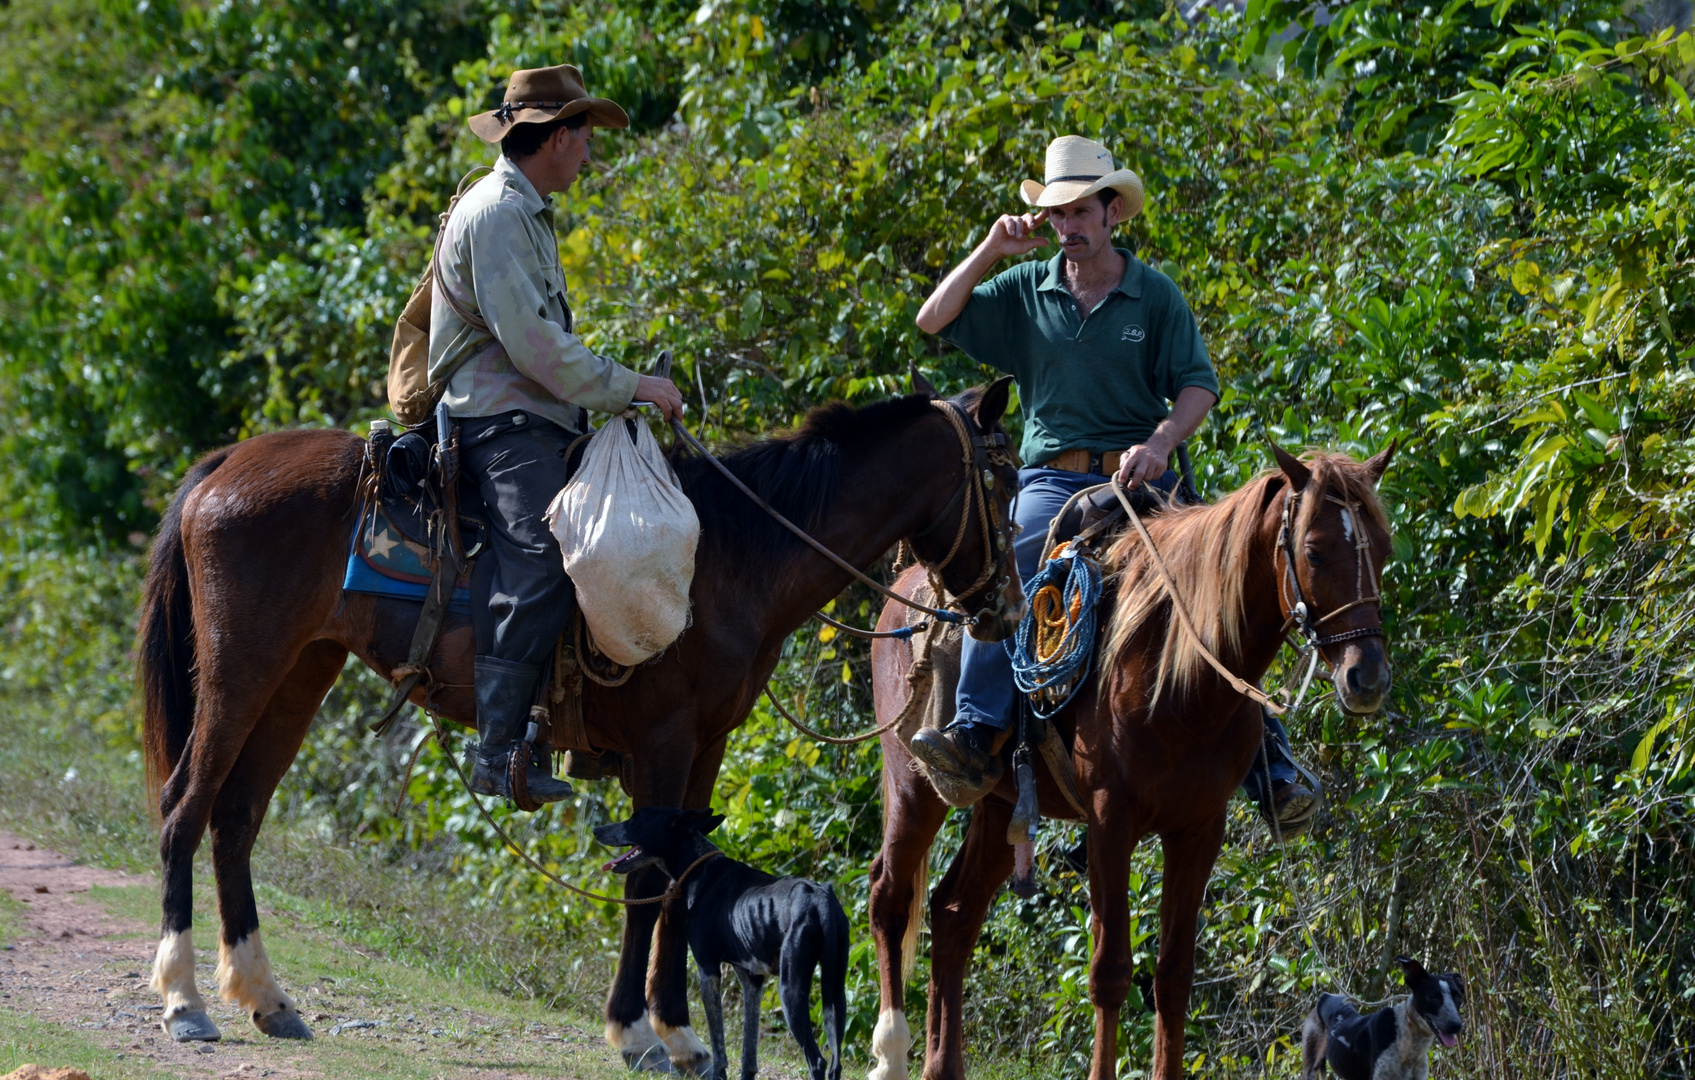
[493,154,549,217]
[1036,247,1144,299]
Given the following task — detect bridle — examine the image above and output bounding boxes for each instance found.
[910,399,1019,630]
[1274,485,1386,649]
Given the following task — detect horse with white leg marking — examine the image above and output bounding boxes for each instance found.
[867,446,1396,1080]
[136,384,1023,1055]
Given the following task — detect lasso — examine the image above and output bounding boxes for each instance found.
[1008,543,1103,717]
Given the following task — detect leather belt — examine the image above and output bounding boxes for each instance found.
[1046,447,1122,477]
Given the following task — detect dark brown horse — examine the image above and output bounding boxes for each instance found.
[136,383,1023,1065]
[865,446,1394,1080]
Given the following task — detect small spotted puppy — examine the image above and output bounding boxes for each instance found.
[1301,957,1466,1080]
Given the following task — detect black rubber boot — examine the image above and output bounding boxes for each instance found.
[468,656,573,805]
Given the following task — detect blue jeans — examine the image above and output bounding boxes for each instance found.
[953,467,1176,732]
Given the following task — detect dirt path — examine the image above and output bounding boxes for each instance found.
[0,830,623,1079]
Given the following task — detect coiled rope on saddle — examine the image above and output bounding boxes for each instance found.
[1008,543,1102,717]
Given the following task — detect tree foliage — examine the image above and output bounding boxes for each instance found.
[4,0,1695,1075]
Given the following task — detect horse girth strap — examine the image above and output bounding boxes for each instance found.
[1108,479,1286,714]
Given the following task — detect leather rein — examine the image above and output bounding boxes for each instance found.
[668,398,1017,633]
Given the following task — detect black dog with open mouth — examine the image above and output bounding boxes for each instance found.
[595,807,848,1080]
[1301,957,1466,1080]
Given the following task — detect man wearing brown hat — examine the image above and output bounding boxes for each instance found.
[908,135,1319,838]
[432,64,685,805]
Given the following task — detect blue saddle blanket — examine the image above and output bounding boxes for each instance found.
[343,501,472,614]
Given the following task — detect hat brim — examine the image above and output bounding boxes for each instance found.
[1019,169,1145,218]
[467,96,630,143]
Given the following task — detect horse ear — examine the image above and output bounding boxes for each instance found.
[1364,439,1397,484]
[1273,444,1311,492]
[909,360,938,398]
[975,375,1015,429]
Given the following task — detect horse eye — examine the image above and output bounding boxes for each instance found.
[1303,548,1326,566]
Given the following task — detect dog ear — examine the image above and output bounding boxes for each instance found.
[1443,972,1466,1003]
[1273,444,1312,492]
[679,807,724,835]
[1396,956,1431,986]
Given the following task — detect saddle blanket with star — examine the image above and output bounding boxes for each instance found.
[342,500,472,613]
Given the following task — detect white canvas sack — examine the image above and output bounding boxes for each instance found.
[545,415,700,667]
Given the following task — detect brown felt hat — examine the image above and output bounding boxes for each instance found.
[467,64,630,143]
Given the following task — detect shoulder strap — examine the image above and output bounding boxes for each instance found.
[431,166,493,333]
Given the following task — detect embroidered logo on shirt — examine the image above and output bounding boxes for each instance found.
[1121,324,1146,342]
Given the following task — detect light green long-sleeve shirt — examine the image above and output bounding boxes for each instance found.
[428,154,640,431]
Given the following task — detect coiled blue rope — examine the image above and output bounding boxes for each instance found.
[1008,546,1103,717]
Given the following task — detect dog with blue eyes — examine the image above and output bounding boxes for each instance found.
[1300,957,1467,1080]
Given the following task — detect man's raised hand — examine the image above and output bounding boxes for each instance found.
[982,211,1050,259]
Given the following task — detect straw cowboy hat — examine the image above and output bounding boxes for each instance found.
[468,64,630,143]
[1019,135,1145,217]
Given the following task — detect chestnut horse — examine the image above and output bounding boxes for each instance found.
[135,383,1022,1066]
[865,446,1394,1080]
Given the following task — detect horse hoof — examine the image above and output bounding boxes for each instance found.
[623,1046,675,1072]
[253,1007,313,1039]
[164,1009,221,1042]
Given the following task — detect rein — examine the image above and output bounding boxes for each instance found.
[416,710,720,906]
[1109,472,1386,715]
[667,399,1015,630]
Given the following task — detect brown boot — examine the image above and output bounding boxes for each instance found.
[909,724,1005,807]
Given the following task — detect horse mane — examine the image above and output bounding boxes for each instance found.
[1099,450,1389,706]
[671,391,955,562]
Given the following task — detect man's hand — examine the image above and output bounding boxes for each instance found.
[1115,441,1171,489]
[981,211,1051,260]
[634,375,685,422]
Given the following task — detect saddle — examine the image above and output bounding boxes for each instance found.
[362,407,616,804]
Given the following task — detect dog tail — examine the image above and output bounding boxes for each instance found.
[900,857,927,985]
[822,885,849,1080]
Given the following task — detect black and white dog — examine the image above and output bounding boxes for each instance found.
[1300,957,1467,1080]
[596,807,848,1080]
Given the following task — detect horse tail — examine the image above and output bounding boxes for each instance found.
[900,856,927,985]
[138,447,232,814]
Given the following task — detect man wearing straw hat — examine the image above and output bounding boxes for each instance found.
[432,64,685,805]
[908,135,1318,838]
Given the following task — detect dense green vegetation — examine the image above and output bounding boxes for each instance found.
[3,0,1695,1076]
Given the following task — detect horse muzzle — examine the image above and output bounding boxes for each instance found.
[1332,639,1391,714]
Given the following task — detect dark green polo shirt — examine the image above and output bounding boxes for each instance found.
[940,248,1218,467]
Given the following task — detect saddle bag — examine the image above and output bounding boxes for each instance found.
[387,168,491,427]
